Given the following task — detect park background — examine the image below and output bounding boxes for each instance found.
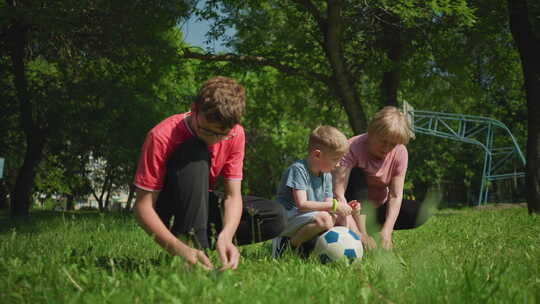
[1,0,538,213]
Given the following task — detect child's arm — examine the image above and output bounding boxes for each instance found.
[292,189,332,211]
[379,174,406,250]
[292,189,351,216]
[332,166,351,206]
[351,212,377,250]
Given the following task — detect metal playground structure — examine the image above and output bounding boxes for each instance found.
[403,102,526,205]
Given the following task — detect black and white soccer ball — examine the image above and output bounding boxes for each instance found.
[313,226,364,263]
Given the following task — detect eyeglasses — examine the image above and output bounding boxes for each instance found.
[196,114,232,140]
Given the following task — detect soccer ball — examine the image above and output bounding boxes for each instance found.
[313,226,363,263]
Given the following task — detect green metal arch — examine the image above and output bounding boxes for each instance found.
[406,109,525,205]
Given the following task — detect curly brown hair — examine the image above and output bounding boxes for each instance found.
[195,76,246,129]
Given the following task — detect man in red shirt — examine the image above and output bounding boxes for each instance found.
[133,76,285,270]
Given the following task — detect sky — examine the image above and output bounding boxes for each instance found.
[179,12,233,53]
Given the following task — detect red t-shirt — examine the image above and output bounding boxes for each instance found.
[134,112,245,191]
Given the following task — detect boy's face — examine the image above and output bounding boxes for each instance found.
[368,134,398,159]
[194,112,232,145]
[316,150,345,173]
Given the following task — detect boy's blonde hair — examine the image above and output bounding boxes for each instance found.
[195,76,246,129]
[308,125,349,154]
[367,106,414,145]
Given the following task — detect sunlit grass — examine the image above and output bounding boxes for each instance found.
[1,207,539,303]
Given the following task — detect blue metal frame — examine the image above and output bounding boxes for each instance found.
[406,110,525,205]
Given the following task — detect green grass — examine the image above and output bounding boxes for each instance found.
[1,207,539,303]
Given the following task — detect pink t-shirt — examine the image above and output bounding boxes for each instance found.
[340,133,408,206]
[134,112,245,191]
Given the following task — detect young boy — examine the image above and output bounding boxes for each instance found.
[272,125,360,258]
[333,106,421,251]
[133,76,286,270]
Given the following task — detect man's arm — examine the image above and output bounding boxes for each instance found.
[379,174,405,250]
[133,188,213,269]
[216,179,242,270]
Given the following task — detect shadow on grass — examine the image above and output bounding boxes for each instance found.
[434,211,459,217]
[67,245,166,274]
[93,255,165,274]
[0,210,134,234]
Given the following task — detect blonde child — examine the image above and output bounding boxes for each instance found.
[333,106,425,251]
[272,126,360,258]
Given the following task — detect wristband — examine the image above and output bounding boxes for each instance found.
[332,199,338,212]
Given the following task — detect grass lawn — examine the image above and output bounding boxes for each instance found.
[1,206,539,303]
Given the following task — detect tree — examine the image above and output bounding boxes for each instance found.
[181,0,475,134]
[397,0,528,205]
[239,68,350,197]
[507,0,540,213]
[1,0,190,216]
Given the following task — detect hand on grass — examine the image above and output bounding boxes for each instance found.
[361,234,377,250]
[179,247,214,270]
[216,236,240,271]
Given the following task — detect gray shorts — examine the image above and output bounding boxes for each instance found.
[281,208,319,237]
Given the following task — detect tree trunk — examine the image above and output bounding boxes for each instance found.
[378,14,403,107]
[11,140,45,216]
[8,21,46,217]
[39,193,49,208]
[66,194,74,211]
[508,0,540,213]
[124,183,135,212]
[92,169,110,212]
[380,68,401,107]
[324,0,367,134]
[104,183,112,212]
[0,180,8,210]
[93,187,105,212]
[96,193,105,212]
[104,168,115,211]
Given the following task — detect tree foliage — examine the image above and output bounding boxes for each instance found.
[0,0,534,213]
[1,0,192,215]
[182,0,526,204]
